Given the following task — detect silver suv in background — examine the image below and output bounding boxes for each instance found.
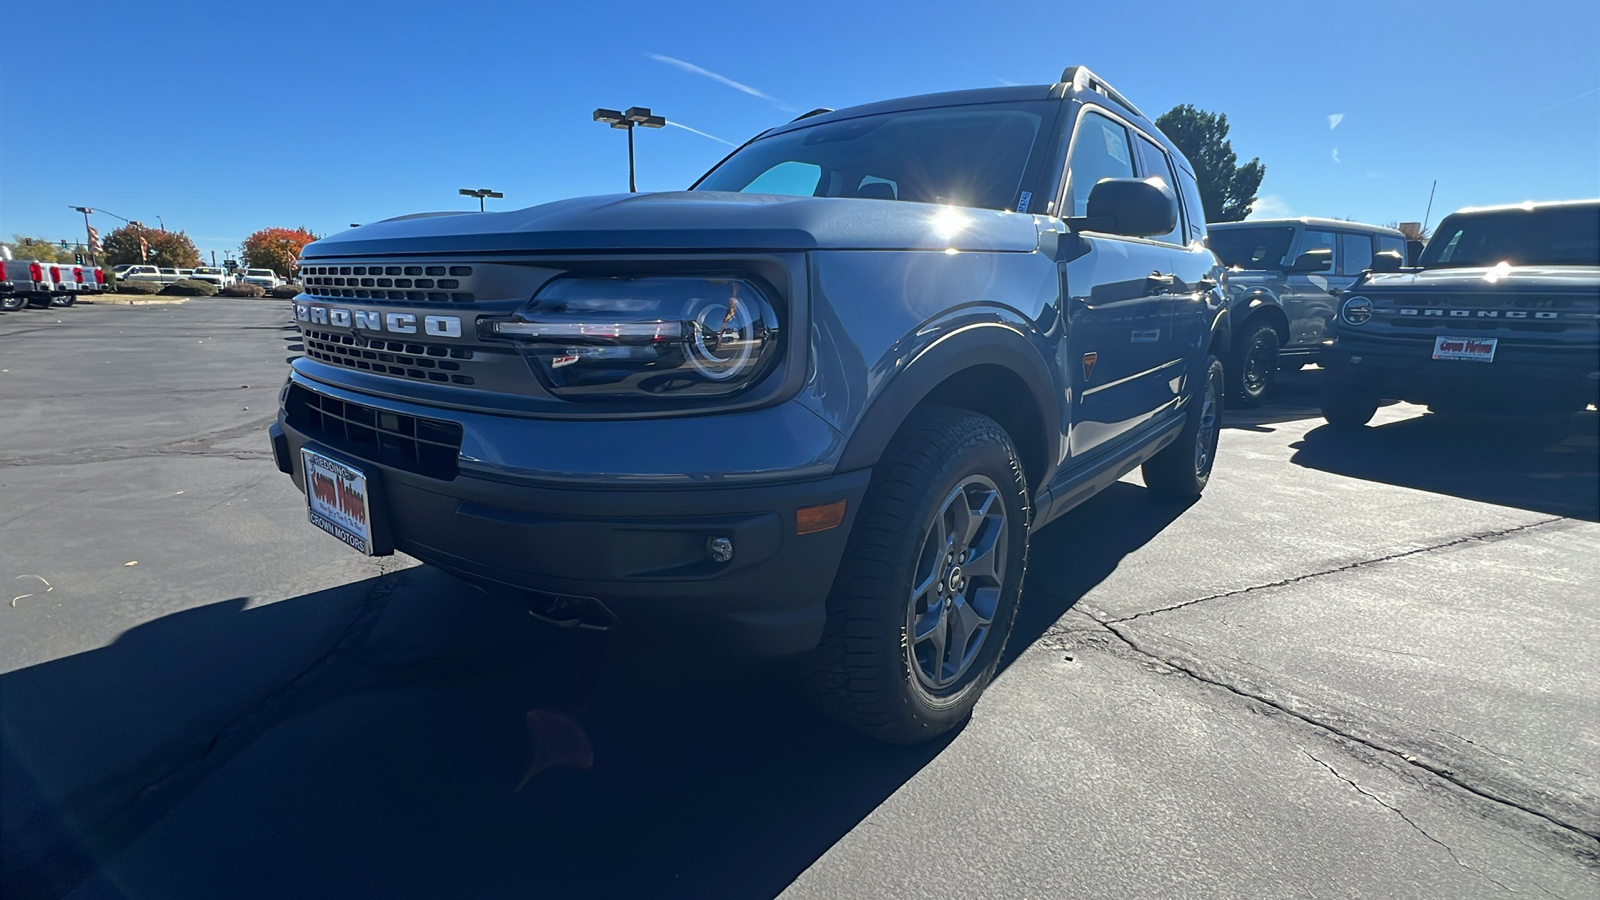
[1209,218,1406,403]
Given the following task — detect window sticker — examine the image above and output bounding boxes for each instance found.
[1102,123,1129,165]
[1016,191,1032,213]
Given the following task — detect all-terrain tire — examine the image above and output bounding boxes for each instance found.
[806,407,1032,745]
[1228,320,1280,406]
[1143,355,1224,499]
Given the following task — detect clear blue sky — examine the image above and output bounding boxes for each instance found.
[3,0,1597,262]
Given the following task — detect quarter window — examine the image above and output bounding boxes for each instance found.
[1338,233,1373,274]
[1065,111,1135,218]
[1133,136,1184,245]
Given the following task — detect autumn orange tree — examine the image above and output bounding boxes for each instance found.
[240,227,319,279]
[101,225,201,268]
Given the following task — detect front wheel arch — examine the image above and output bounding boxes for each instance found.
[836,326,1059,496]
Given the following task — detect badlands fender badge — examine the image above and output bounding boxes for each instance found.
[1082,352,1098,380]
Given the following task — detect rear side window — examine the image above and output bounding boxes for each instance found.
[1132,137,1184,246]
[1338,233,1373,274]
[1066,111,1135,217]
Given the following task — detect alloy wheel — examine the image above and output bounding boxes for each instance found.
[906,474,1009,692]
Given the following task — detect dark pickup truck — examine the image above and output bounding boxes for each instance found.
[270,67,1229,743]
[1321,200,1600,426]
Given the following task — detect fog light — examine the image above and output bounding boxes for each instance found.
[796,500,848,535]
[706,536,734,563]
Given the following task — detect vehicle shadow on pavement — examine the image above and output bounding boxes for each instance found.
[1290,411,1600,521]
[1007,483,1193,666]
[1221,367,1328,431]
[1,488,1188,900]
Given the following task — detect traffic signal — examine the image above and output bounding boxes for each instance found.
[75,253,85,265]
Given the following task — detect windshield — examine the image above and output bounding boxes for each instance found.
[1209,226,1295,269]
[693,102,1052,212]
[1421,205,1600,268]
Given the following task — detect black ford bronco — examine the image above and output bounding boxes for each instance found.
[270,66,1229,743]
[1321,200,1600,426]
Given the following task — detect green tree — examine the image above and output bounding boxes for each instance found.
[1154,105,1266,223]
[4,235,74,263]
[101,225,202,268]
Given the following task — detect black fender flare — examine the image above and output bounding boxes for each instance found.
[836,322,1061,488]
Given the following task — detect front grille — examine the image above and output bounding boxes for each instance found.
[301,329,477,386]
[301,263,475,303]
[286,384,462,480]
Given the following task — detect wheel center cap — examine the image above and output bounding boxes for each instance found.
[948,566,964,592]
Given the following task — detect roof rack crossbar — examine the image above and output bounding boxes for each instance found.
[1058,66,1144,119]
[789,108,833,123]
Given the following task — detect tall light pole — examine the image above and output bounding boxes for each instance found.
[593,106,666,192]
[69,206,99,265]
[458,188,503,212]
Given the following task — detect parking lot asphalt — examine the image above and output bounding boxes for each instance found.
[2,298,1596,899]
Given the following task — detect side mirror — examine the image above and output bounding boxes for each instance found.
[1286,247,1333,274]
[1370,250,1403,273]
[1079,177,1179,238]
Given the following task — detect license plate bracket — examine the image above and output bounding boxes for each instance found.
[1432,335,1497,362]
[302,447,379,555]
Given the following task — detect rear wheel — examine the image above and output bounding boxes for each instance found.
[1143,355,1224,499]
[1228,320,1281,405]
[806,407,1031,745]
[1,294,23,312]
[49,294,76,308]
[1322,385,1380,427]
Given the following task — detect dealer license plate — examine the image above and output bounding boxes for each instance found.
[302,448,375,555]
[1432,336,1497,363]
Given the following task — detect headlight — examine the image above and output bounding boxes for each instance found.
[489,276,781,400]
[1341,295,1373,325]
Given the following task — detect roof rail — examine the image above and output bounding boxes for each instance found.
[1058,66,1144,119]
[789,108,833,123]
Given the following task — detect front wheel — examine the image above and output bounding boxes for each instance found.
[806,407,1031,745]
[1143,355,1224,499]
[1228,321,1281,406]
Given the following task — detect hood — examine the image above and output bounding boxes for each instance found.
[1362,265,1600,295]
[301,192,1040,259]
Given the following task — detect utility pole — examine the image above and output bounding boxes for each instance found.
[1421,180,1438,233]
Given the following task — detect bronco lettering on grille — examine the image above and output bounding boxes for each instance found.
[295,303,463,338]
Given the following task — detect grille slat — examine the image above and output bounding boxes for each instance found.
[286,384,462,480]
[301,262,476,303]
[301,330,478,386]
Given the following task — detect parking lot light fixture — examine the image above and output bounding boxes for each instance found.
[458,188,504,212]
[595,105,667,193]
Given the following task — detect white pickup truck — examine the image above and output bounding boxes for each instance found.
[188,266,234,288]
[119,265,186,285]
[239,268,281,289]
[0,258,102,308]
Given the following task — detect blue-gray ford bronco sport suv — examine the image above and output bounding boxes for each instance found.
[270,66,1229,744]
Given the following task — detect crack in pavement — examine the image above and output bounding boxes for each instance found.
[1301,751,1528,896]
[1103,518,1567,625]
[1089,620,1600,853]
[2,414,280,468]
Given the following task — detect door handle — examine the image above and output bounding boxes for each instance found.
[1146,271,1176,292]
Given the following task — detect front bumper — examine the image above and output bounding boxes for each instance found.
[270,376,868,657]
[1322,332,1600,410]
